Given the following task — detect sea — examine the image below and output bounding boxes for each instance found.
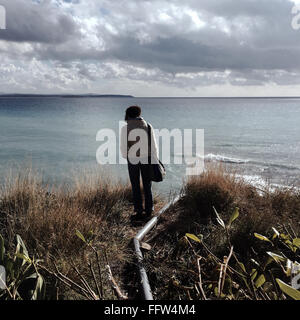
[0,96,300,197]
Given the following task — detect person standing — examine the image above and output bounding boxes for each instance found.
[120,105,159,220]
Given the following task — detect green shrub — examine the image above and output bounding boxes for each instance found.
[0,233,45,300]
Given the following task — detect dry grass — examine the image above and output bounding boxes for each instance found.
[0,169,132,254]
[145,164,300,299]
[1,164,299,300]
[0,168,139,299]
[179,164,300,253]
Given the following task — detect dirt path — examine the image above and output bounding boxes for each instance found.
[119,199,181,300]
[119,201,170,300]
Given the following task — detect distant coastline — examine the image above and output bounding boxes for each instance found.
[1,94,300,99]
[0,94,134,98]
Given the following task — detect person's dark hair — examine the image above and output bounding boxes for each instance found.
[125,105,141,121]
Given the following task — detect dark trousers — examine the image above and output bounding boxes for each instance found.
[128,162,153,214]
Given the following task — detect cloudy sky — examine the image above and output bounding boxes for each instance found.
[1,0,300,96]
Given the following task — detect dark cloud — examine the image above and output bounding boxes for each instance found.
[102,34,300,73]
[0,0,79,43]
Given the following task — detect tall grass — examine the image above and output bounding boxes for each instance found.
[0,169,131,254]
[0,168,134,299]
[145,164,300,300]
[2,164,299,300]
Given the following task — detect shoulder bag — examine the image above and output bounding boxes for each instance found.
[147,123,166,182]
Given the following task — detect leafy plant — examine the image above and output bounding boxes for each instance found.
[0,234,45,300]
[161,207,300,300]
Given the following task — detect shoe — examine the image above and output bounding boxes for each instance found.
[130,213,144,221]
[145,210,153,217]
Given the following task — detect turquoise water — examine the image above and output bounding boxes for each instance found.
[0,97,300,195]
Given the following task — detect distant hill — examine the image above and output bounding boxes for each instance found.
[0,94,134,98]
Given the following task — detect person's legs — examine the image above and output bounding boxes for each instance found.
[128,162,143,214]
[141,164,154,215]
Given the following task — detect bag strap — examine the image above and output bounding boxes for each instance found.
[147,123,151,159]
[147,124,165,170]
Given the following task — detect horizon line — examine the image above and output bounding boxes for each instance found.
[1,93,300,99]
